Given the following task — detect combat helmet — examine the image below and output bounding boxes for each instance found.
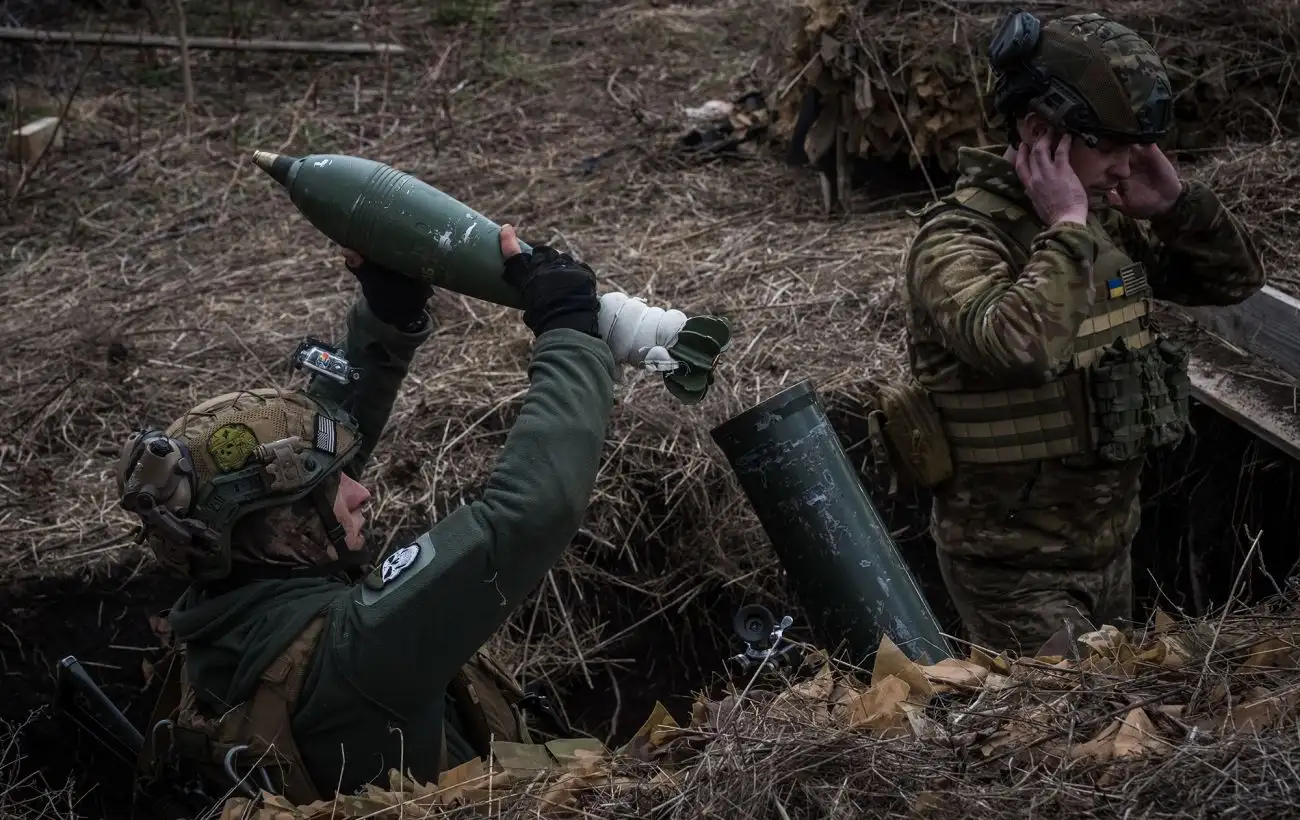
[988,9,1173,145]
[115,340,364,583]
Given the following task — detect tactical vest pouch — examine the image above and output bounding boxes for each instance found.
[1088,335,1189,463]
[1158,337,1192,432]
[867,379,954,491]
[142,615,327,807]
[446,649,534,765]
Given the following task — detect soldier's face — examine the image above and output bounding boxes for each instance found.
[1066,135,1136,201]
[1019,115,1135,203]
[332,472,372,552]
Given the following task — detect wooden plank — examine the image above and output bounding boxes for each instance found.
[1187,358,1300,462]
[6,116,62,165]
[1180,285,1300,380]
[0,27,407,55]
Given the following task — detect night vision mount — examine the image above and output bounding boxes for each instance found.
[987,9,1104,147]
[987,8,1172,145]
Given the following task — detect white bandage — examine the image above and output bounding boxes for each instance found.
[597,292,687,372]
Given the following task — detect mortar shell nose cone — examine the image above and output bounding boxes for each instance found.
[251,150,297,185]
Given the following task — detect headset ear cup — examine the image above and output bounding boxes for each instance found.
[988,10,1042,70]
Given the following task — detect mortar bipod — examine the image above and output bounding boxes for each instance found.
[223,745,277,798]
[151,718,172,755]
[728,604,800,673]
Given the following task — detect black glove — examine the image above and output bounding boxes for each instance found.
[502,244,600,339]
[347,255,433,331]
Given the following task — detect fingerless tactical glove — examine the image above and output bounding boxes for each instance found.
[348,258,434,332]
[502,245,600,339]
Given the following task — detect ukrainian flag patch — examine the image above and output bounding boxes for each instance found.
[1106,277,1125,299]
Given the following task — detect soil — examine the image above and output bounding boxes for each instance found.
[4,391,1297,820]
[3,0,1300,818]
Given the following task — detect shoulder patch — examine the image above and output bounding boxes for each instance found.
[207,423,259,472]
[377,543,419,586]
[358,532,438,604]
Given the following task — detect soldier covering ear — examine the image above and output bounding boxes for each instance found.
[873,11,1265,655]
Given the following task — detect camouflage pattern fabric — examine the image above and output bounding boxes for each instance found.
[903,146,1265,653]
[937,535,1134,654]
[1041,13,1173,138]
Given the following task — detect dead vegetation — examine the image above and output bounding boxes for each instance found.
[773,0,1300,176]
[216,592,1300,819]
[0,712,79,820]
[2,0,1300,819]
[0,0,912,731]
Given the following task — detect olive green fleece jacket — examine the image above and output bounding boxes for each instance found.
[167,295,617,796]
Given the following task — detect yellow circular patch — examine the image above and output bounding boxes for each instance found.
[207,423,259,472]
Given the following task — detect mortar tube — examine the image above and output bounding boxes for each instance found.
[710,378,954,665]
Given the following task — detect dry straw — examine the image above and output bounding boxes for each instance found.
[1,0,1299,817]
[216,589,1300,819]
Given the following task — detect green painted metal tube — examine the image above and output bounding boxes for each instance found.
[710,378,954,665]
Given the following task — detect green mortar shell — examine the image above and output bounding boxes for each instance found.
[711,379,955,665]
[252,150,528,309]
[253,150,735,405]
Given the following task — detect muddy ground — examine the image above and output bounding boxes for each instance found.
[2,1,1299,818]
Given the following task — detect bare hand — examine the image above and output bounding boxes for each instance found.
[1015,132,1089,227]
[499,224,523,259]
[1106,143,1183,219]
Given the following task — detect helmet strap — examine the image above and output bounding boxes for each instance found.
[310,480,351,554]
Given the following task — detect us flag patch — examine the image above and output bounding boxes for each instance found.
[314,414,337,454]
[1118,262,1149,298]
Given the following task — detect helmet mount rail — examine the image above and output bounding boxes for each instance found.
[116,334,368,582]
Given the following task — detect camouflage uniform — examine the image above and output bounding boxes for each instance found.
[893,14,1265,654]
[118,250,617,802]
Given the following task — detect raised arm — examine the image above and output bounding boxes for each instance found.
[1099,179,1266,307]
[319,235,617,714]
[304,253,435,475]
[908,209,1099,383]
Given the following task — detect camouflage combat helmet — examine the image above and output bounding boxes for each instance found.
[989,9,1173,144]
[115,378,363,583]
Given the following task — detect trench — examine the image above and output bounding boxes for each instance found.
[0,151,1292,820]
[3,394,1296,820]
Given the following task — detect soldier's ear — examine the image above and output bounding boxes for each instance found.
[1024,112,1049,140]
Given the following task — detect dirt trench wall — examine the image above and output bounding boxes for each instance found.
[2,394,1298,820]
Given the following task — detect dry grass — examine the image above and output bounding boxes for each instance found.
[1180,138,1300,295]
[0,712,79,820]
[216,590,1300,820]
[4,0,1300,818]
[769,0,1300,174]
[0,0,919,698]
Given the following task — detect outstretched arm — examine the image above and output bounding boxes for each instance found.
[304,296,432,475]
[304,253,435,476]
[329,328,615,706]
[310,231,616,716]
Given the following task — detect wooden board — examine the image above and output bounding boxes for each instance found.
[1180,285,1300,380]
[1187,358,1300,462]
